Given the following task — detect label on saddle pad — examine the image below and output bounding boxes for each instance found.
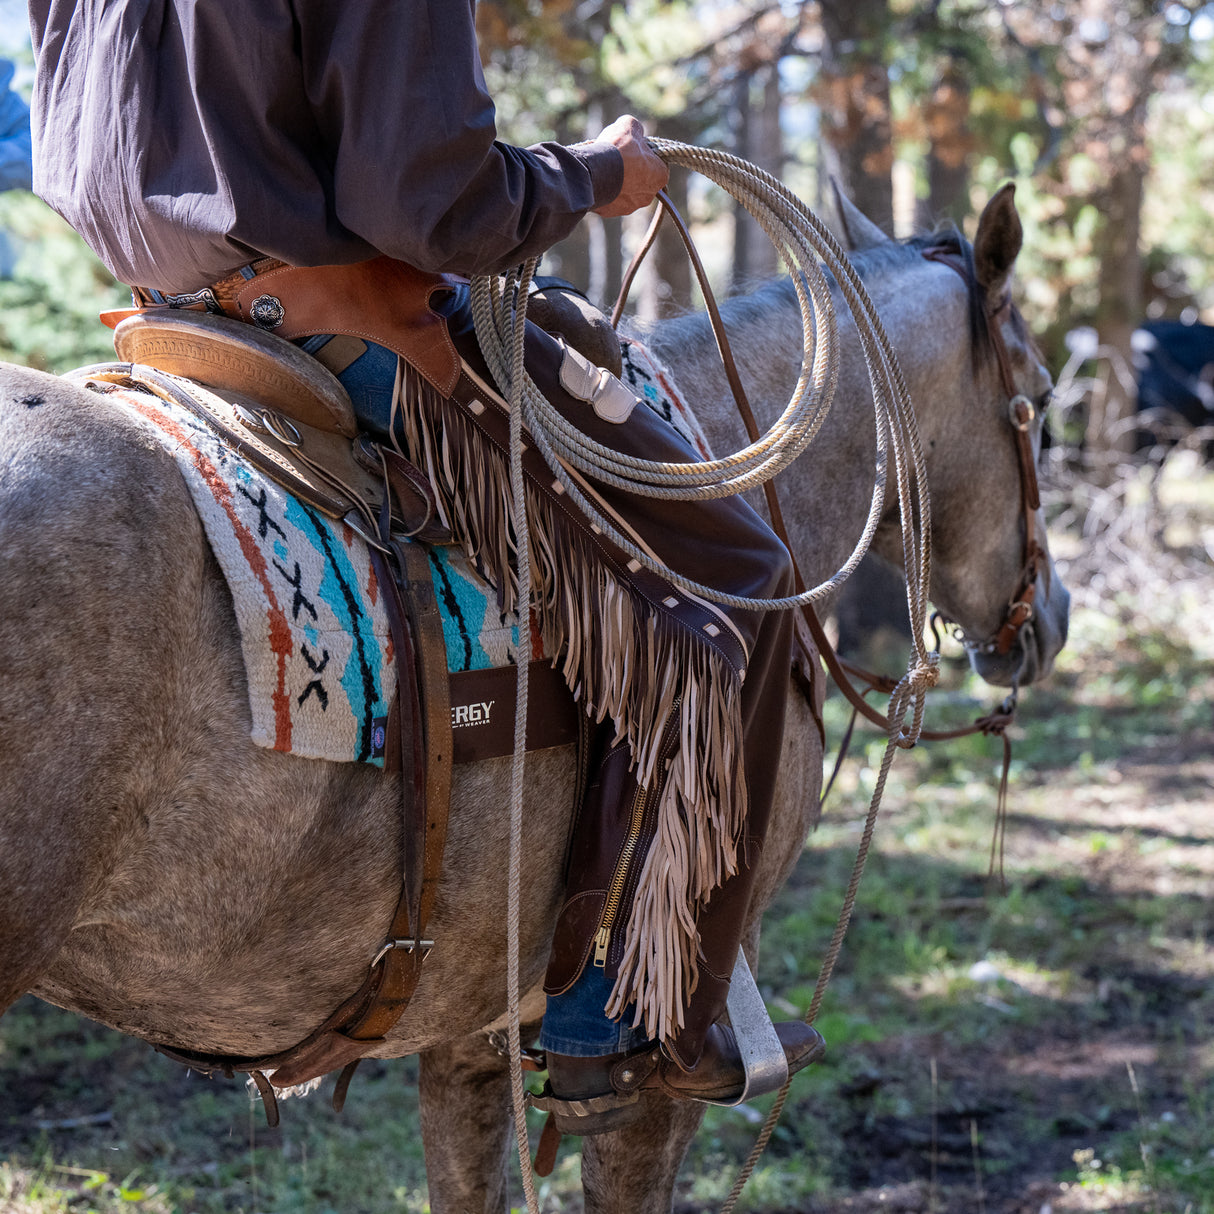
[105,386,566,768]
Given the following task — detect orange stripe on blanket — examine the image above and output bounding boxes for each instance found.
[128,396,296,751]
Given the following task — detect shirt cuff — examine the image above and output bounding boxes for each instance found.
[566,141,625,212]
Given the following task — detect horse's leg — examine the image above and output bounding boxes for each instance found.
[419,1023,541,1214]
[580,1096,705,1214]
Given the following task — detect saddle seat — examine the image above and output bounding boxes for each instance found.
[113,308,359,436]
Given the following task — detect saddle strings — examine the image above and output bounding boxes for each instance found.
[469,141,940,1207]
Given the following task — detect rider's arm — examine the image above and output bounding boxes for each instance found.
[300,1,665,274]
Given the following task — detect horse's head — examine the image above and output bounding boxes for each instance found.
[837,183,1070,692]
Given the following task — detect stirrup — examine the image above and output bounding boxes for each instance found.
[526,1082,643,1136]
[707,950,791,1106]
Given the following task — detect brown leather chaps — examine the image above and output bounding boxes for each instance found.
[508,323,796,1071]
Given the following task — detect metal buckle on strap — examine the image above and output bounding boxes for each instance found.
[163,286,223,314]
[1008,394,1035,429]
[371,938,434,967]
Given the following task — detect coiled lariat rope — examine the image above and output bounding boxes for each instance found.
[471,140,939,1213]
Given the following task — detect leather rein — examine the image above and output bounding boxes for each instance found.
[614,199,1045,749]
[921,246,1047,664]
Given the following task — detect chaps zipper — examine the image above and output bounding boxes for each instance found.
[591,702,682,968]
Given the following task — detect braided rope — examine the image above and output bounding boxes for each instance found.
[500,264,544,1214]
[471,138,937,626]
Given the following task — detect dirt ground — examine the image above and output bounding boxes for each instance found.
[784,731,1214,1214]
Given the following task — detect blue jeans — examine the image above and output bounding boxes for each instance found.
[540,964,653,1058]
[297,333,399,436]
[299,320,653,1059]
[299,284,477,437]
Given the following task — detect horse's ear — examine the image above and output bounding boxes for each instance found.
[830,177,890,252]
[973,182,1023,302]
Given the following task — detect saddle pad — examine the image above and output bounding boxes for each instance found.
[107,384,396,764]
[619,339,713,459]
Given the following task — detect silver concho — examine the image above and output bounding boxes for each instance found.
[249,294,286,329]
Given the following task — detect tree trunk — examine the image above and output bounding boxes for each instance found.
[544,113,593,293]
[582,96,628,312]
[1088,154,1146,468]
[814,0,894,235]
[641,114,696,319]
[924,57,973,226]
[732,64,783,291]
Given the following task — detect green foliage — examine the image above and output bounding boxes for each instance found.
[1143,42,1214,309]
[0,1159,173,1214]
[602,0,704,119]
[0,193,127,373]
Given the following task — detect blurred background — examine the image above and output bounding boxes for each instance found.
[1,3,1212,1212]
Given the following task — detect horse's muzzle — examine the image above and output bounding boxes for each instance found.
[967,577,1070,689]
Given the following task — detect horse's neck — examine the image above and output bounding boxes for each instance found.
[640,262,966,586]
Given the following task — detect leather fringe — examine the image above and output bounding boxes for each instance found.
[390,361,747,1043]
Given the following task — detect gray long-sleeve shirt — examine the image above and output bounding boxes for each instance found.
[28,1,623,293]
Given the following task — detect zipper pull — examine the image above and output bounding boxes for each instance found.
[592,926,611,968]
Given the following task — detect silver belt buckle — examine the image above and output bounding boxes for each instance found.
[163,286,222,314]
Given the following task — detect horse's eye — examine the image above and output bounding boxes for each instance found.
[1037,389,1053,413]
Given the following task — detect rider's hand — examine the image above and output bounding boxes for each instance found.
[591,116,669,218]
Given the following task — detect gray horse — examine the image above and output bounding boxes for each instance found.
[0,185,1067,1212]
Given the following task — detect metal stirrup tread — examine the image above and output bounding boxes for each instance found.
[710,950,789,1106]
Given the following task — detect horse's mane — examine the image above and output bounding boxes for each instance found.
[673,225,992,374]
[843,226,991,372]
[645,223,995,378]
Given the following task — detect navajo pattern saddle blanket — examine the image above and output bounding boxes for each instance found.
[105,339,707,769]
